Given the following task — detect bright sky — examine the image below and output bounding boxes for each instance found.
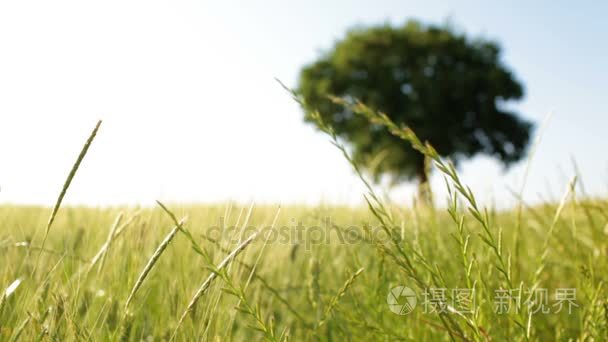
[0,0,606,207]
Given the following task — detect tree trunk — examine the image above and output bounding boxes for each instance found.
[416,157,433,206]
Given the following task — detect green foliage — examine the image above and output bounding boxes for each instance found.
[298,20,534,183]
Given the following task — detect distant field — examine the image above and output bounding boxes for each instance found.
[1,195,606,340]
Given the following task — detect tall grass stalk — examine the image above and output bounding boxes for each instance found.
[34,120,102,274]
[96,212,123,274]
[124,217,187,310]
[0,278,22,321]
[532,176,577,286]
[156,201,206,257]
[9,316,31,341]
[514,112,553,275]
[280,81,467,339]
[318,267,364,328]
[171,231,259,341]
[222,207,282,339]
[89,212,139,270]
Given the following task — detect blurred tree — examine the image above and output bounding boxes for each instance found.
[298,20,533,196]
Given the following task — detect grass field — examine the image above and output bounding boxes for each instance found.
[1,194,607,341]
[1,111,607,341]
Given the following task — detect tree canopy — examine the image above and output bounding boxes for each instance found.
[297,20,534,185]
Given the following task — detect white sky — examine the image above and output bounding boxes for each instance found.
[0,0,606,207]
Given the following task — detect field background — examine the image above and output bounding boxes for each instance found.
[1,195,607,341]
